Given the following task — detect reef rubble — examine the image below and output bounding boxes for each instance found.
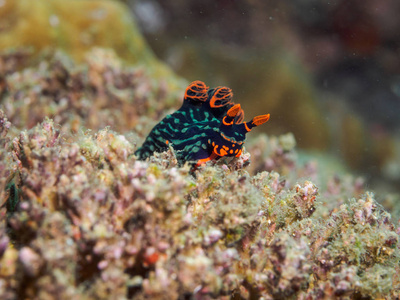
[0,50,399,299]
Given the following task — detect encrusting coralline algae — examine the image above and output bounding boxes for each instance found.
[0,50,399,299]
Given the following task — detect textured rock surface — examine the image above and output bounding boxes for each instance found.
[0,5,399,296]
[0,108,399,299]
[0,0,184,89]
[0,49,399,298]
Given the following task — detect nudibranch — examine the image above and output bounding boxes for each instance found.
[135,81,270,167]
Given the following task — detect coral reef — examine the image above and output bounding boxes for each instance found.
[0,109,399,299]
[0,50,399,298]
[0,48,181,137]
[0,2,398,298]
[0,0,184,90]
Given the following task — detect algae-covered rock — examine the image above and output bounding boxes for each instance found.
[0,9,399,296]
[0,0,185,89]
[0,107,399,298]
[0,48,181,137]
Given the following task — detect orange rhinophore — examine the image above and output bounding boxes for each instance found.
[252,114,270,126]
[234,109,245,124]
[223,104,241,125]
[241,114,271,133]
[227,104,241,117]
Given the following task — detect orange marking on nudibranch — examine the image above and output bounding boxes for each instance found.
[227,104,241,117]
[235,110,245,124]
[195,152,218,167]
[210,87,233,108]
[235,149,242,157]
[213,145,228,157]
[222,116,234,126]
[166,140,169,145]
[184,80,209,102]
[230,149,233,154]
[244,123,251,132]
[252,114,270,126]
[221,133,232,142]
[220,132,244,145]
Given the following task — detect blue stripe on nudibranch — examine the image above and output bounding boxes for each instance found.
[135,81,270,167]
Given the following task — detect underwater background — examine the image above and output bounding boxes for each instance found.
[0,0,399,298]
[129,0,400,193]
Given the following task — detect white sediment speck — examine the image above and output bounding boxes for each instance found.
[49,15,60,27]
